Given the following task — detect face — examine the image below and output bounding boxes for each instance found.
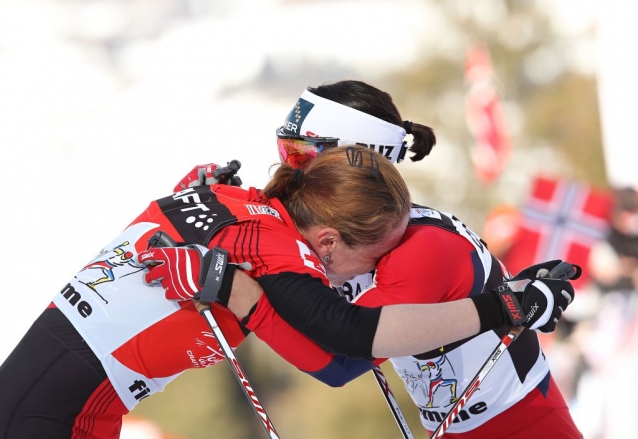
[322,215,409,287]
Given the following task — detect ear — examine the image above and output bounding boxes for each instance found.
[315,227,340,254]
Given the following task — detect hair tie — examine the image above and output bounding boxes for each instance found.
[403,120,413,135]
[292,168,304,187]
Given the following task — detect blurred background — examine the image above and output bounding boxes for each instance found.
[1,0,637,438]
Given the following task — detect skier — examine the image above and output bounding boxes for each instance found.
[0,146,412,438]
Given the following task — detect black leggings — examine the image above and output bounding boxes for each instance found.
[0,307,112,439]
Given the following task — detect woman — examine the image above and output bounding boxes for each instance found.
[0,146,409,439]
[260,82,582,438]
[155,80,582,438]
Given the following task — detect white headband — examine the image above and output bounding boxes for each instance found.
[280,90,409,163]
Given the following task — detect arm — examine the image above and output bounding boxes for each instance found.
[137,248,376,386]
[253,271,482,358]
[372,300,479,357]
[229,267,574,359]
[246,227,483,359]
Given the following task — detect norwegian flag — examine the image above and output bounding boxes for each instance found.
[501,176,614,288]
[464,45,511,184]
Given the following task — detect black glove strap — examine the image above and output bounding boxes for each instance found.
[198,247,232,304]
[494,283,526,326]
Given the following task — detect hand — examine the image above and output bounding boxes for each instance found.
[227,269,263,319]
[173,161,242,192]
[496,277,574,332]
[137,246,204,301]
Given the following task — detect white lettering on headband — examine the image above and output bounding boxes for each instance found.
[281,90,409,163]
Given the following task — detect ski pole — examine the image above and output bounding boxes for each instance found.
[429,326,524,438]
[193,297,281,439]
[429,261,577,438]
[372,366,416,439]
[193,248,282,439]
[148,232,281,439]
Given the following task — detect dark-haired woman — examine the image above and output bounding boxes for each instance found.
[161,80,582,438]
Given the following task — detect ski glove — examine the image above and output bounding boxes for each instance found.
[173,161,242,193]
[494,277,574,332]
[472,260,579,333]
[137,245,236,305]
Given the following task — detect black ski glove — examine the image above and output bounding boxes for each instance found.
[493,276,574,332]
[472,261,580,333]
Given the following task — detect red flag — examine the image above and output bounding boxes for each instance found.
[500,176,614,288]
[464,45,511,184]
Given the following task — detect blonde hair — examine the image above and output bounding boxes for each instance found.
[264,145,410,247]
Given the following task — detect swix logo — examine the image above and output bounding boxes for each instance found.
[214,252,226,277]
[526,303,540,320]
[500,292,524,324]
[129,379,150,401]
[138,251,154,262]
[230,358,280,438]
[491,346,505,362]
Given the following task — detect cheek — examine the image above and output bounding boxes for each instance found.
[328,255,370,276]
[346,256,376,275]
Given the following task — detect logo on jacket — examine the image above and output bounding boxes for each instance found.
[189,332,226,368]
[403,352,490,425]
[76,241,144,303]
[405,354,459,408]
[245,204,282,220]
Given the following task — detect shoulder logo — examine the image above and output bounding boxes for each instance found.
[412,207,441,219]
[245,204,282,220]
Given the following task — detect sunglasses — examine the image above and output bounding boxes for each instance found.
[276,127,339,170]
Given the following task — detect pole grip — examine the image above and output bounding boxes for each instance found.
[193,299,211,315]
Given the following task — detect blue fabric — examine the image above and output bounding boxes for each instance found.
[468,250,486,297]
[304,355,376,387]
[537,371,551,397]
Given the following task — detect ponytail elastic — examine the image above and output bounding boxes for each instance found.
[292,169,304,187]
[403,120,413,135]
